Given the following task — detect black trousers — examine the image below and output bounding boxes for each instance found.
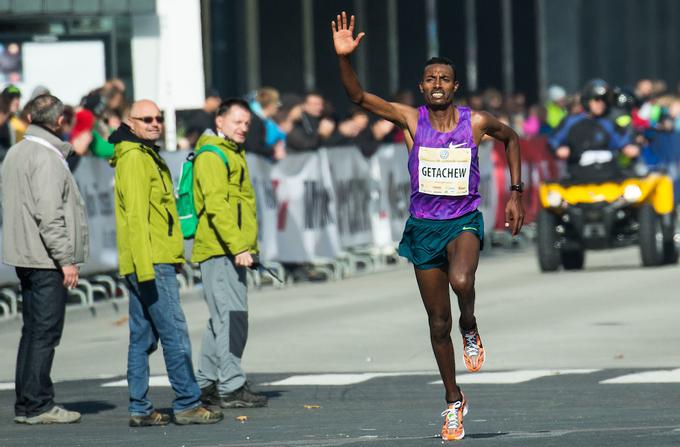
[14,267,67,417]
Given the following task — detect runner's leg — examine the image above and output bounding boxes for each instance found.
[414,266,462,403]
[446,232,481,331]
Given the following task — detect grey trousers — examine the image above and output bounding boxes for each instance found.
[196,255,248,395]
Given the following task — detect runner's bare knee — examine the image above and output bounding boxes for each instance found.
[428,313,452,341]
[449,273,474,296]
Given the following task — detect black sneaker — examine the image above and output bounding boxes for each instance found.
[199,382,220,406]
[219,384,268,408]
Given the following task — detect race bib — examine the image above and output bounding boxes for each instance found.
[418,146,471,196]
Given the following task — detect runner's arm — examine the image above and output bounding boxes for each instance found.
[333,12,416,131]
[474,111,525,235]
[338,56,414,128]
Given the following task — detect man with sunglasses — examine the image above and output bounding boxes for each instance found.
[549,79,639,181]
[109,100,223,427]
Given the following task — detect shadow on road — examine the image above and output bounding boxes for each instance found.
[467,431,509,439]
[63,400,116,414]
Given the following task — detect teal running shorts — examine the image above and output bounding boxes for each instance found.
[397,210,484,270]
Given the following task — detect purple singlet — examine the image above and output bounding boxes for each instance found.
[407,105,480,220]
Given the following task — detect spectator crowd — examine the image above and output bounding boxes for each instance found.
[2,76,680,168]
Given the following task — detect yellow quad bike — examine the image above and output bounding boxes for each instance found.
[537,172,678,271]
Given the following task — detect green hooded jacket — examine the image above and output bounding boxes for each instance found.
[109,124,184,281]
[191,132,258,263]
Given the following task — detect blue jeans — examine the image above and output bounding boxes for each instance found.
[125,264,201,415]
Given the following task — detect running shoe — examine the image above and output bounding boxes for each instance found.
[461,325,485,372]
[441,394,468,441]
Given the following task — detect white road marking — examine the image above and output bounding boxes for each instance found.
[80,369,680,389]
[430,369,600,384]
[261,372,435,386]
[101,375,171,387]
[0,382,15,390]
[600,368,680,384]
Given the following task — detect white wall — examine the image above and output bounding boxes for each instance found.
[131,0,205,110]
[22,40,106,106]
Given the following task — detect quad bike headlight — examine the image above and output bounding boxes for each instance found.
[547,191,563,207]
[623,184,642,203]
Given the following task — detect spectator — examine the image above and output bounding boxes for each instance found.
[108,99,223,427]
[286,91,336,152]
[0,95,9,161]
[191,99,268,409]
[103,78,127,118]
[566,94,584,116]
[1,94,88,425]
[522,105,544,137]
[68,90,104,160]
[29,85,50,101]
[246,87,286,160]
[545,85,567,128]
[466,92,484,111]
[481,88,503,116]
[333,108,395,157]
[184,87,222,147]
[0,84,26,146]
[334,108,370,144]
[668,97,680,133]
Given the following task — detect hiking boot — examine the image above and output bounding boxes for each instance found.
[461,325,486,372]
[199,382,220,407]
[129,410,171,427]
[441,392,468,441]
[24,406,81,425]
[219,384,268,408]
[174,405,223,425]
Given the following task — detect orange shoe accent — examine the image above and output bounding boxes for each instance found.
[441,394,468,441]
[461,326,485,372]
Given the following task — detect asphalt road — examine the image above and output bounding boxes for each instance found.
[1,246,679,446]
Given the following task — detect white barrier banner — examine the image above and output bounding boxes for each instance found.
[325,146,375,249]
[477,141,497,234]
[269,150,340,263]
[73,157,118,276]
[373,144,411,245]
[246,154,278,262]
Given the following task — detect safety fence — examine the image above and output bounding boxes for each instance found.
[0,139,560,320]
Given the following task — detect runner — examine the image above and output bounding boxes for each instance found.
[331,11,525,441]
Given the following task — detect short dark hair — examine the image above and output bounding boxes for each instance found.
[304,91,324,101]
[424,56,457,81]
[29,94,64,128]
[217,98,251,117]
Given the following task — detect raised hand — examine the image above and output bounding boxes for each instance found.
[331,11,365,56]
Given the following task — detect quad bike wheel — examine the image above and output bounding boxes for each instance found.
[537,209,561,272]
[561,248,585,270]
[639,204,664,267]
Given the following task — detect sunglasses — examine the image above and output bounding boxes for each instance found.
[131,115,164,124]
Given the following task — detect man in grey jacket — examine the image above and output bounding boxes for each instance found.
[1,94,89,425]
